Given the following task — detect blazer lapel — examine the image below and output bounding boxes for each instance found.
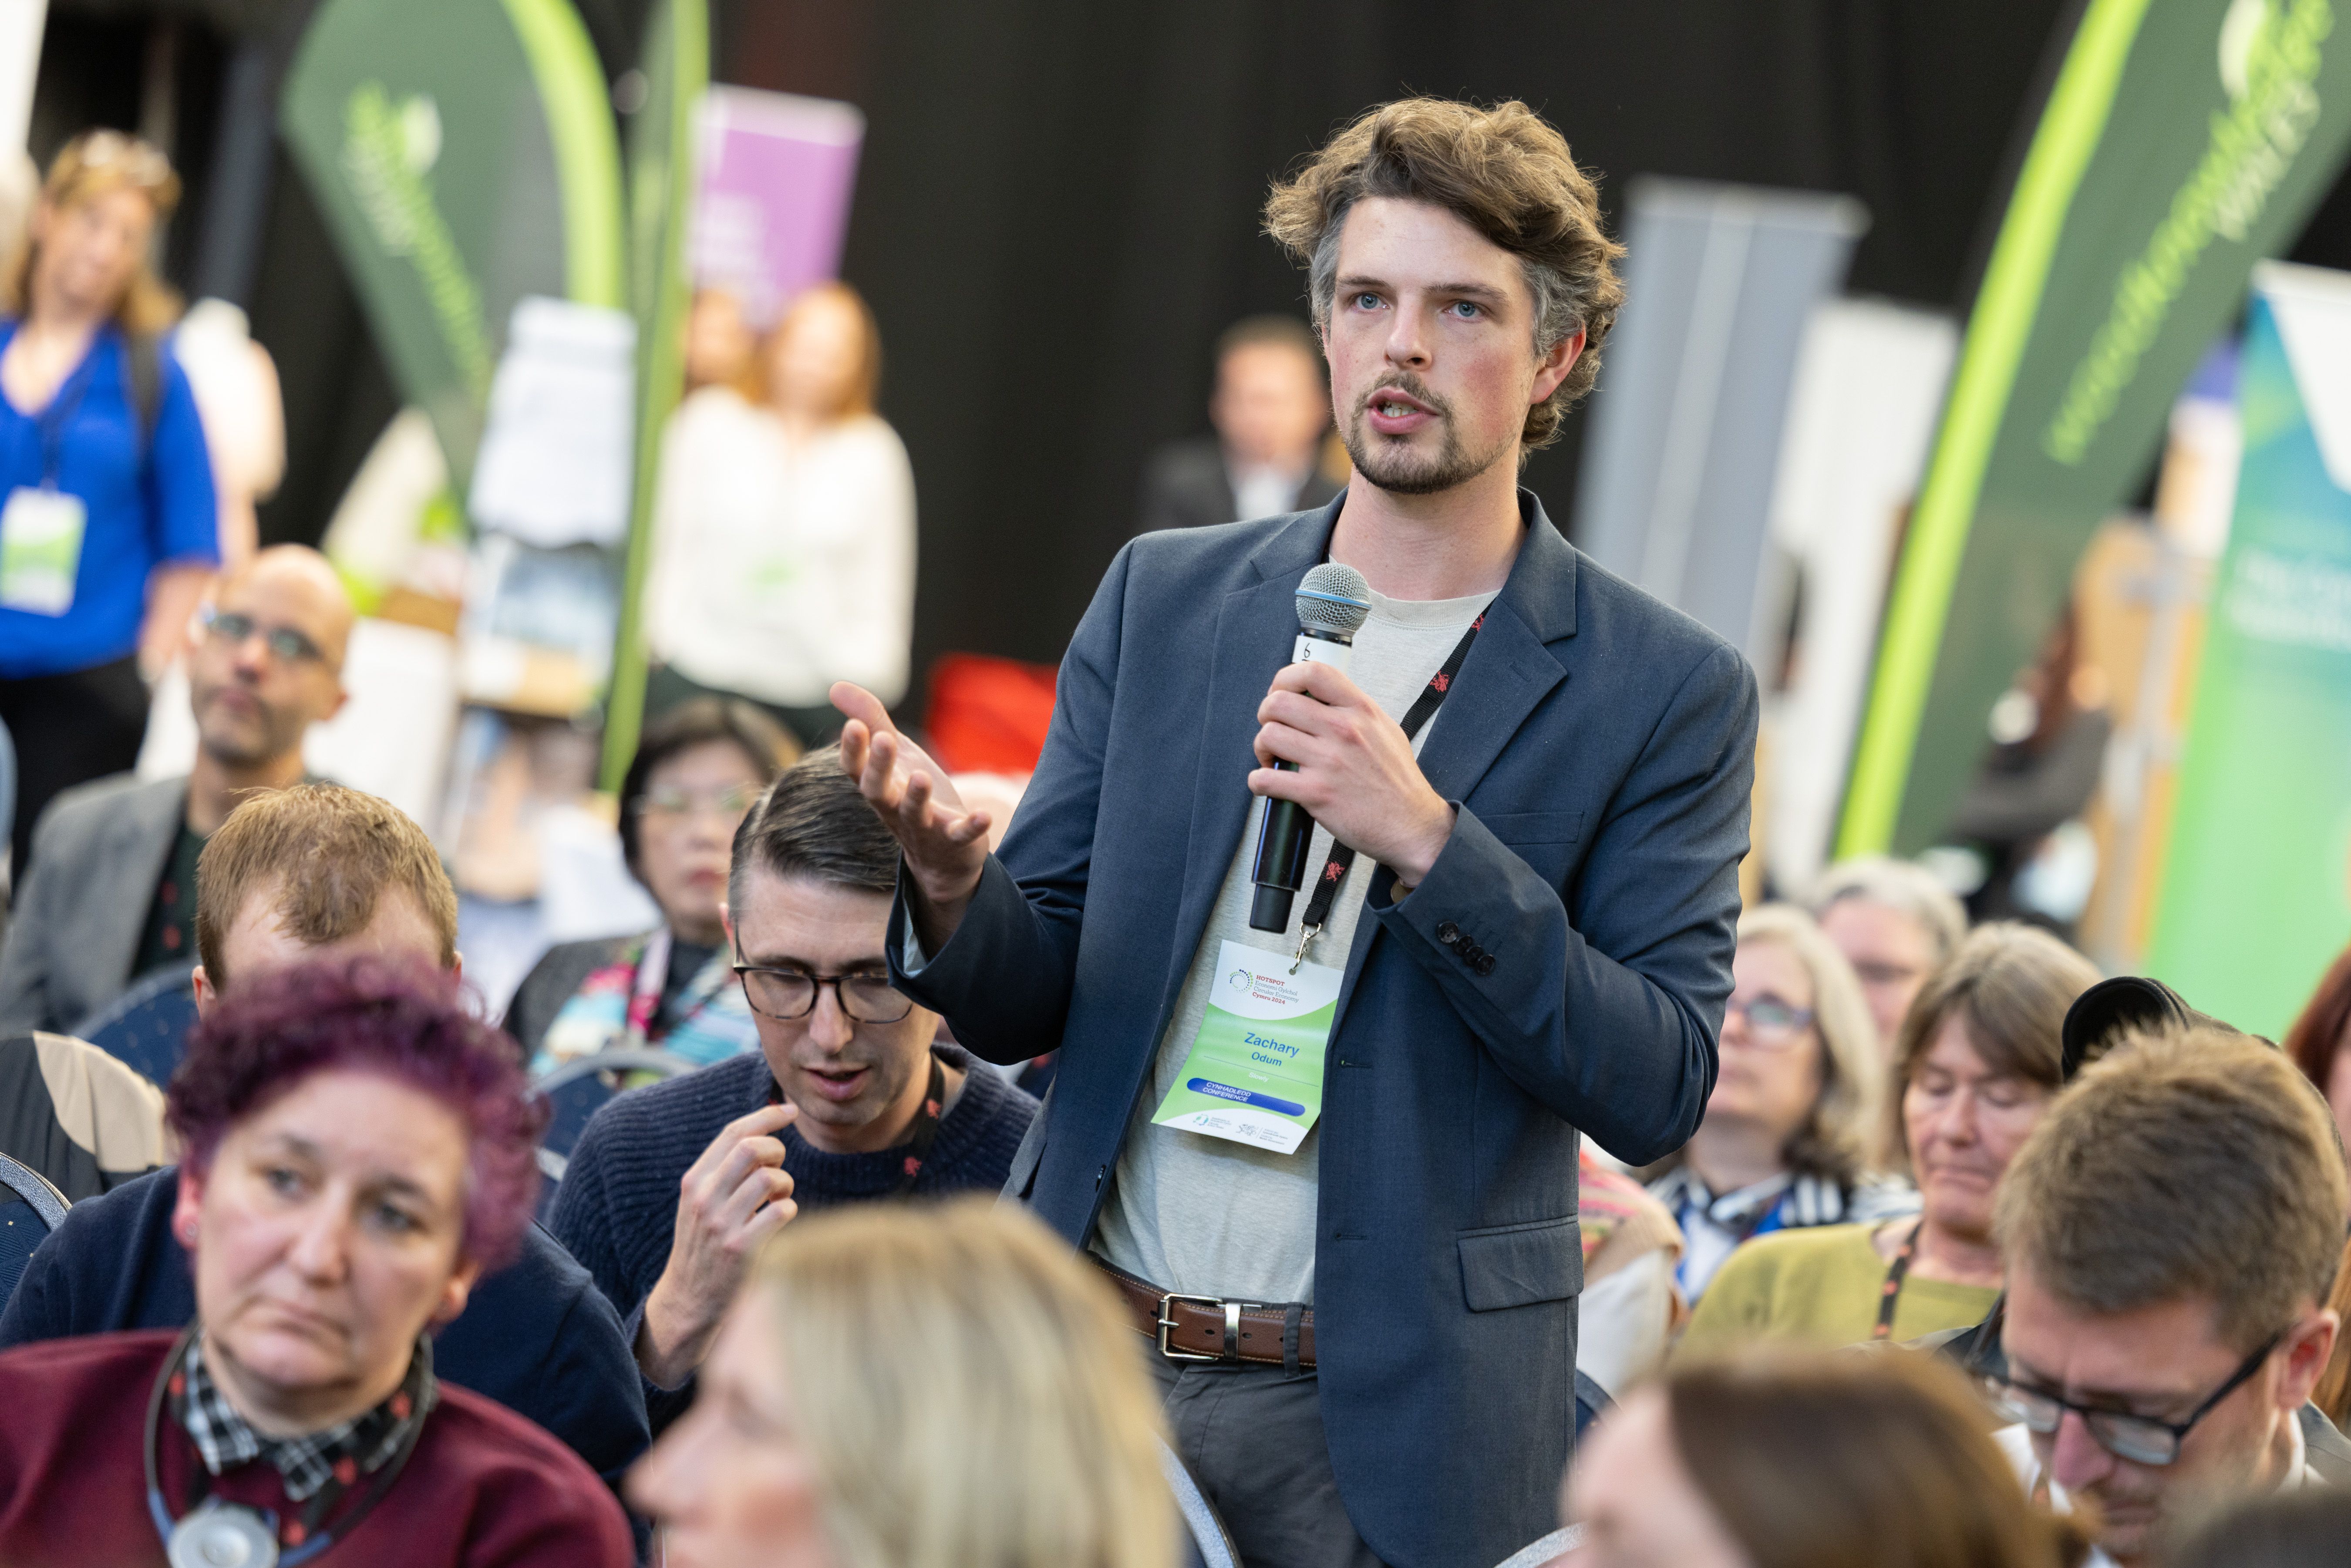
[1330,496,1578,1023]
[1412,495,1578,807]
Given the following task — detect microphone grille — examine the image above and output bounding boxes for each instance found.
[1296,562,1373,635]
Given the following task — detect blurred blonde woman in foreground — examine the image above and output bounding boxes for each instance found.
[629,1198,1174,1568]
[1565,1348,2085,1568]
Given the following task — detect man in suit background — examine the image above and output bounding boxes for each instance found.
[0,544,350,1033]
[834,98,1755,1568]
[1136,314,1343,536]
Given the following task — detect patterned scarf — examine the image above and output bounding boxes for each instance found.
[533,926,762,1075]
[178,1331,434,1501]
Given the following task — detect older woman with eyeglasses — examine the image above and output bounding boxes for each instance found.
[546,747,1039,1435]
[1646,905,1912,1304]
[0,131,220,875]
[1677,922,2098,1355]
[507,698,799,1074]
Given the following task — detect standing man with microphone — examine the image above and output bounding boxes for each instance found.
[835,98,1756,1568]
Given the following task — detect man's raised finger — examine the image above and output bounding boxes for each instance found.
[717,1164,795,1234]
[685,1102,794,1183]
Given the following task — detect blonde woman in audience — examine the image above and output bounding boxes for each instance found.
[1679,923,2098,1354]
[1565,1347,2085,1568]
[1647,904,1910,1303]
[629,1198,1173,1568]
[644,281,915,749]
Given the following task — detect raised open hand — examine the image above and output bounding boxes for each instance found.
[832,681,991,947]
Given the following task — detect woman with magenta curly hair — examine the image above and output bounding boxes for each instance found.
[0,959,633,1568]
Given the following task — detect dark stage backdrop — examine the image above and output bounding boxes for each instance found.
[772,0,2089,680]
[50,0,2351,700]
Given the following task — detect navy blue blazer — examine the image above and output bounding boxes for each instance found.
[0,1165,650,1489]
[889,494,1755,1567]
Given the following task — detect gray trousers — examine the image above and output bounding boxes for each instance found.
[1146,1353,1388,1568]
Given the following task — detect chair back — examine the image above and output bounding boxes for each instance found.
[1158,1438,1239,1568]
[72,964,200,1089]
[0,1149,68,1314]
[1492,1526,1580,1568]
[536,1048,695,1162]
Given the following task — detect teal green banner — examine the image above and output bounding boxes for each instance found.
[2148,270,2351,1035]
[1841,0,2351,858]
[279,0,623,491]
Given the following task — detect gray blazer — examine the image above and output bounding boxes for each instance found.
[0,773,185,1035]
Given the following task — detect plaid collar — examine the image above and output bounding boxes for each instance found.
[179,1330,436,1502]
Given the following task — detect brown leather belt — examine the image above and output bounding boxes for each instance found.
[1097,1261,1317,1369]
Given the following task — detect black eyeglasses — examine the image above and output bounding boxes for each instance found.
[202,608,325,665]
[733,963,914,1024]
[1979,1330,2285,1467]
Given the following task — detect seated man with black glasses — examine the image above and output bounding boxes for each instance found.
[1978,1027,2351,1567]
[549,748,1039,1432]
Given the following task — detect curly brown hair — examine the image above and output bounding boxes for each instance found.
[1263,98,1624,451]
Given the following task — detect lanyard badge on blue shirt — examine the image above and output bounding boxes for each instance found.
[0,350,101,617]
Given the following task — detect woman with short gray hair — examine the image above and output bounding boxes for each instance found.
[1810,857,1968,1052]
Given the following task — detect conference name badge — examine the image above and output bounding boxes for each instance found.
[1152,939,1339,1155]
[0,487,85,616]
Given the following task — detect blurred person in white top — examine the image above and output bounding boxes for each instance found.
[646,282,915,749]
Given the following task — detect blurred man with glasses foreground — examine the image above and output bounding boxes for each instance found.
[548,747,1038,1434]
[1983,1028,2351,1566]
[0,542,350,1032]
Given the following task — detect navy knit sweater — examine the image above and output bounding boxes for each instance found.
[549,1045,1036,1432]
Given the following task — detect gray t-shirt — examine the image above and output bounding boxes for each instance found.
[1090,586,1495,1303]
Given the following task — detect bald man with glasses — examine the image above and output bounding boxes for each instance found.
[548,748,1039,1434]
[0,543,351,1033]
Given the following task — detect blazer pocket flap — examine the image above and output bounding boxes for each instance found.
[1458,1217,1583,1311]
[1477,810,1585,845]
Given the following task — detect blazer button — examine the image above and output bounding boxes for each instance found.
[1436,921,1461,946]
[1475,953,1497,977]
[1095,1164,1107,1189]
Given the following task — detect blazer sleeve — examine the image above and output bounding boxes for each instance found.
[886,545,1133,1065]
[1371,640,1756,1164]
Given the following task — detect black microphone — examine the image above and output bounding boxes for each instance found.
[1249,562,1374,933]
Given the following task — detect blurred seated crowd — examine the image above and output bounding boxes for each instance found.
[6,679,2351,1568]
[6,117,2351,1568]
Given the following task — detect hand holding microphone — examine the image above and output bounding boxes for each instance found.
[1249,564,1456,931]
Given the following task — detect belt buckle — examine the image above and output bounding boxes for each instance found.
[1156,1292,1240,1363]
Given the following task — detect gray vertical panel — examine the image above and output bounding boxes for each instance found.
[1573,179,1865,663]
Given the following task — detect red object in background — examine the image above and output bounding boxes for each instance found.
[922,653,1059,773]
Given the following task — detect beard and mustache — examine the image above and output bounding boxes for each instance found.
[1338,371,1518,496]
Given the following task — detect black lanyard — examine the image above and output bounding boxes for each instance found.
[23,333,101,489]
[771,1053,945,1196]
[1871,1218,1924,1342]
[1289,613,1483,968]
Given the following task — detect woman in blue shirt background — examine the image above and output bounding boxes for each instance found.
[0,131,218,878]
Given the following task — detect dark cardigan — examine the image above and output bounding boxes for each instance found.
[549,1044,1037,1433]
